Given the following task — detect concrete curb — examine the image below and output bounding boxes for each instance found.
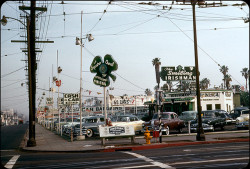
[20,138,249,153]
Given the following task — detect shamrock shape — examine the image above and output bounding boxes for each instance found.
[90,54,118,87]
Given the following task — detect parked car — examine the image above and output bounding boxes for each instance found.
[236,109,249,129]
[215,110,234,124]
[75,116,105,137]
[111,115,144,134]
[230,107,249,121]
[73,124,87,137]
[143,112,185,135]
[190,110,226,132]
[179,111,197,125]
[62,117,86,135]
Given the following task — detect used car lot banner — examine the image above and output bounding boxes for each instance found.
[99,125,135,137]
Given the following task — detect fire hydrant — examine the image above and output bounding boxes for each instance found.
[144,127,152,144]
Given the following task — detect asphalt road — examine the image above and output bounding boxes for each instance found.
[1,142,248,169]
[1,124,28,150]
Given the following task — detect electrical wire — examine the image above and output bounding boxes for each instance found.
[1,66,25,78]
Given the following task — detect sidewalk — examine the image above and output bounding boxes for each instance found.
[20,123,249,152]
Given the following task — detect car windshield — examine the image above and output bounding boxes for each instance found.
[181,112,197,117]
[203,112,215,118]
[242,110,249,115]
[153,113,170,119]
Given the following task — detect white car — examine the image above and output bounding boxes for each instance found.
[111,115,144,134]
[236,109,249,129]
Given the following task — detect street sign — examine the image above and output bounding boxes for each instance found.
[63,93,79,105]
[56,80,61,87]
[161,65,196,81]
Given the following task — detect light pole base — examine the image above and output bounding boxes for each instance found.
[196,133,205,141]
[77,135,85,140]
[27,139,36,147]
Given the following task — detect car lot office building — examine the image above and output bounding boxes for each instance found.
[145,89,235,116]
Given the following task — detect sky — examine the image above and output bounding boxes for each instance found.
[1,1,249,118]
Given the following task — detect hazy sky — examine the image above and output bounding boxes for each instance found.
[1,1,249,118]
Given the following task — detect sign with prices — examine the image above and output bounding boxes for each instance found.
[99,125,135,138]
[63,93,80,105]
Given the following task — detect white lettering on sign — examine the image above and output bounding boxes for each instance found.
[90,61,101,71]
[105,60,114,67]
[63,93,80,105]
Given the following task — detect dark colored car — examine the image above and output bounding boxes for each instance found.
[190,110,226,132]
[230,107,249,120]
[179,111,197,125]
[74,116,105,137]
[143,112,185,135]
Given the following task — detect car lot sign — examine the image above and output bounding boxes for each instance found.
[161,65,196,81]
[99,125,135,137]
[63,93,79,105]
[90,54,118,87]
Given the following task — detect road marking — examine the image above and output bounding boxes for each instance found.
[123,152,175,169]
[115,164,155,168]
[170,157,249,165]
[4,155,20,169]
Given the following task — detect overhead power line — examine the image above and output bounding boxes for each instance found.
[1,66,25,78]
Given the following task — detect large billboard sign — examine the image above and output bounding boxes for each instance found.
[161,65,196,81]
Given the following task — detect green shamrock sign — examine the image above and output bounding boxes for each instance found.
[90,54,118,87]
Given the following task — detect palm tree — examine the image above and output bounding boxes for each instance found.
[219,65,229,89]
[145,88,153,96]
[224,74,232,90]
[200,78,210,89]
[241,68,249,91]
[152,58,161,89]
[181,81,190,92]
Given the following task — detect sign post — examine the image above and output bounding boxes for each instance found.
[90,54,118,125]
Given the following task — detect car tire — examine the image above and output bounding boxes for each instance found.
[86,129,94,137]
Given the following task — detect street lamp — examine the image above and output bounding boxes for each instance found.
[75,11,94,140]
[1,14,37,147]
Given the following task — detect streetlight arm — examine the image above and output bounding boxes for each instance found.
[1,15,26,26]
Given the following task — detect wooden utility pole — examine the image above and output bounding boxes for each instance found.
[27,0,37,147]
[192,0,205,141]
[12,1,53,147]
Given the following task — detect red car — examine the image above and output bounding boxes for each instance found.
[143,112,185,135]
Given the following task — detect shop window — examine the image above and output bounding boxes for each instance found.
[206,104,212,110]
[215,104,221,110]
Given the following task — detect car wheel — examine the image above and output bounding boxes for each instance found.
[86,129,94,137]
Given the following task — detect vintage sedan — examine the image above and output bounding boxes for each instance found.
[111,115,144,134]
[179,111,197,125]
[190,110,226,132]
[143,112,185,135]
[78,116,105,137]
[236,109,249,129]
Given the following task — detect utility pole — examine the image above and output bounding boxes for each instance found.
[8,1,53,147]
[192,0,205,141]
[26,1,37,147]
